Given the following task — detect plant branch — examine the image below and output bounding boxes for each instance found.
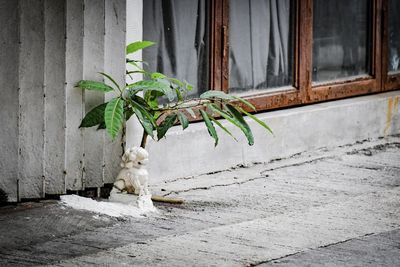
[154,98,211,112]
[140,131,148,149]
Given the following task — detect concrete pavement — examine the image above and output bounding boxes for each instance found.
[0,136,399,266]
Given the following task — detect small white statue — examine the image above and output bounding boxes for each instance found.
[110,147,150,197]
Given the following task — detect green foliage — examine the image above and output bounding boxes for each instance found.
[76,40,273,147]
[105,98,124,140]
[126,41,155,55]
[200,90,233,100]
[157,113,177,140]
[177,112,189,130]
[225,104,254,145]
[200,110,218,147]
[76,80,114,92]
[79,103,108,128]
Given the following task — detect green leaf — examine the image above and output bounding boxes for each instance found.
[185,82,194,91]
[126,41,155,55]
[127,60,142,70]
[125,107,135,121]
[76,80,114,92]
[126,80,174,100]
[97,121,106,130]
[233,96,256,111]
[225,104,254,146]
[175,88,183,101]
[150,72,166,79]
[200,90,233,100]
[127,88,142,96]
[145,91,160,111]
[126,70,148,75]
[186,108,196,119]
[79,102,108,128]
[200,110,218,147]
[209,104,243,130]
[126,80,167,91]
[209,114,238,142]
[157,113,177,140]
[104,98,124,140]
[209,104,254,146]
[129,59,149,67]
[98,72,120,90]
[177,112,189,130]
[200,90,256,111]
[130,95,157,127]
[237,107,273,135]
[133,107,154,138]
[168,77,184,87]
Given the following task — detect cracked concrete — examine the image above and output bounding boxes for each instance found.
[0,136,399,266]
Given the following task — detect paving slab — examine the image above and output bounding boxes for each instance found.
[0,136,399,266]
[258,229,400,267]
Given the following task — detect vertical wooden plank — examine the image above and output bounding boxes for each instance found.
[43,0,66,194]
[65,0,84,190]
[0,0,19,202]
[103,0,126,184]
[83,0,105,188]
[298,0,313,102]
[210,0,222,91]
[373,0,383,91]
[18,0,45,199]
[381,0,388,89]
[221,0,229,92]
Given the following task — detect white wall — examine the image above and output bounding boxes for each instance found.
[139,91,400,185]
[0,0,126,201]
[126,0,146,148]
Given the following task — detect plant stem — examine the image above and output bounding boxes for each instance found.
[140,131,148,149]
[155,98,209,112]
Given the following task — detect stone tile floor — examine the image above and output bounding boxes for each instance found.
[0,136,399,266]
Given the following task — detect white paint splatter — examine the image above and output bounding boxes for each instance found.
[60,194,156,218]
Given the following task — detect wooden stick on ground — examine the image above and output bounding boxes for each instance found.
[151,195,184,204]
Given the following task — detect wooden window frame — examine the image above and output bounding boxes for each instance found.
[382,0,400,91]
[209,0,394,113]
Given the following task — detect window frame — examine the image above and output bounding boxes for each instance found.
[208,0,393,113]
[382,0,400,91]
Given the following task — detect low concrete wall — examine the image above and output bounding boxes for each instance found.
[127,91,400,185]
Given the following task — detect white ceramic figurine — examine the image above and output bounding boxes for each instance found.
[111,146,150,196]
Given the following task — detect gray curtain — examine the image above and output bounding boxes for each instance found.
[312,0,370,82]
[389,0,400,72]
[229,0,292,92]
[143,0,209,97]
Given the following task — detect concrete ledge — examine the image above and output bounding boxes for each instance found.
[126,91,400,184]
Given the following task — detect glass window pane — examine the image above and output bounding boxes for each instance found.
[389,0,400,73]
[312,0,371,83]
[229,0,293,94]
[142,0,209,97]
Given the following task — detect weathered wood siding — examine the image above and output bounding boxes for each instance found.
[44,0,67,194]
[83,0,106,188]
[104,0,127,184]
[65,0,84,190]
[0,0,20,202]
[18,0,46,199]
[0,0,126,201]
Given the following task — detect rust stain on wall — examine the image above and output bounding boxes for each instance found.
[394,96,399,115]
[384,97,394,137]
